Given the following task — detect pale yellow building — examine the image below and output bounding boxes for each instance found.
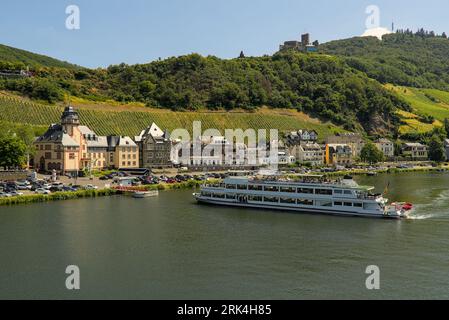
[34,106,87,174]
[106,136,139,169]
[34,107,139,173]
[79,126,108,170]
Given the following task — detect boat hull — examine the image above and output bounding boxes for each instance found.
[194,196,402,219]
[132,190,159,198]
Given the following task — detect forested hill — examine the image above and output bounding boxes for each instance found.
[0,48,410,135]
[0,44,78,69]
[320,30,449,91]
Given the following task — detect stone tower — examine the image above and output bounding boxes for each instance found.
[61,106,80,136]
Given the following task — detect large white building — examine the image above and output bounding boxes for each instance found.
[375,138,394,159]
[290,143,324,166]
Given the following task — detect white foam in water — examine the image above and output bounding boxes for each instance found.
[408,189,449,220]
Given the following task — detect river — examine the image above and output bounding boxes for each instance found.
[1,172,449,299]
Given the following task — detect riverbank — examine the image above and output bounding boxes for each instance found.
[0,180,205,206]
[0,188,117,206]
[314,165,449,178]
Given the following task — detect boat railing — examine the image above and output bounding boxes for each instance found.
[204,183,225,188]
[357,194,382,200]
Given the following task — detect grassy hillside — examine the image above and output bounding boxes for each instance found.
[0,44,78,69]
[386,85,449,134]
[0,93,343,139]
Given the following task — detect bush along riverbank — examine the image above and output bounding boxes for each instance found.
[314,165,449,178]
[0,180,211,206]
[0,188,118,206]
[130,179,208,192]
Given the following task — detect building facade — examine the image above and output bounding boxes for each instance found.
[326,133,365,158]
[34,106,86,174]
[107,136,139,169]
[286,129,318,145]
[325,144,353,166]
[135,123,172,168]
[401,143,428,161]
[79,126,108,170]
[375,138,394,159]
[291,143,324,166]
[34,107,138,173]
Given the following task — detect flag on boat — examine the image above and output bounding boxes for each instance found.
[383,182,390,195]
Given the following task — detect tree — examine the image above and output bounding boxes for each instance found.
[428,135,445,162]
[16,125,36,169]
[0,137,27,169]
[360,141,384,164]
[444,118,449,138]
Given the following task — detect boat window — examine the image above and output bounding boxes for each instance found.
[280,187,296,193]
[264,186,279,192]
[334,190,343,194]
[319,201,333,207]
[248,185,263,191]
[226,194,236,200]
[354,203,363,208]
[248,195,262,202]
[226,185,236,189]
[298,199,313,206]
[201,192,212,197]
[237,184,247,190]
[263,196,279,203]
[344,202,353,207]
[334,202,343,206]
[298,188,314,194]
[212,193,225,199]
[280,198,296,204]
[315,189,333,195]
[344,190,353,195]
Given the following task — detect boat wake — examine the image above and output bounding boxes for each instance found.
[407,189,449,220]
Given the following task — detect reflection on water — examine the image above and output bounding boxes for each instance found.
[1,172,449,299]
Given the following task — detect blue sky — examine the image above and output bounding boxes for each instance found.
[0,0,447,68]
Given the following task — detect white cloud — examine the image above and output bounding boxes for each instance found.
[361,27,393,40]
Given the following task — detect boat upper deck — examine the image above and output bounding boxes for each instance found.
[209,175,375,192]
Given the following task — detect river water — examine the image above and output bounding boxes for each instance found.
[1,172,449,299]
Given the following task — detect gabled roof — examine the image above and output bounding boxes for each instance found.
[136,123,170,143]
[35,124,79,147]
[61,134,79,147]
[106,136,137,150]
[78,125,96,136]
[86,136,108,148]
[117,136,137,147]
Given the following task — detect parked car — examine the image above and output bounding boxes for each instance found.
[84,184,98,190]
[16,184,32,190]
[62,186,77,192]
[35,188,51,195]
[9,191,24,197]
[0,192,12,198]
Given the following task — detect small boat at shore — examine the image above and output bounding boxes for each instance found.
[132,190,159,198]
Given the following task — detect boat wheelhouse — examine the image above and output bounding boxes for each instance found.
[194,175,412,219]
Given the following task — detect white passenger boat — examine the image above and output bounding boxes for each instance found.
[193,175,413,219]
[132,190,159,198]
